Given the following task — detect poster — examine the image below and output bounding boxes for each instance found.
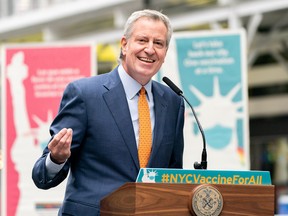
[1,43,96,216]
[159,29,250,170]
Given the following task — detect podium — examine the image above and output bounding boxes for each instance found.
[100,169,275,215]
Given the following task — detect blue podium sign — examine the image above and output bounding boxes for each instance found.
[136,168,271,185]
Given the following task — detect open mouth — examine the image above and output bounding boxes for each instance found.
[138,57,155,63]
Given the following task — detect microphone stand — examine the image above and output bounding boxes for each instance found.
[180,93,207,170]
[162,76,207,170]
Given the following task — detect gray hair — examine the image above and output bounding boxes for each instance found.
[119,9,172,60]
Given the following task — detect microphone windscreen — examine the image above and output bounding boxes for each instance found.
[162,77,183,95]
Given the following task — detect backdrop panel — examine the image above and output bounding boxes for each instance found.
[1,43,96,216]
[159,29,249,170]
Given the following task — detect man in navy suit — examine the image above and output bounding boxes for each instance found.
[32,9,184,215]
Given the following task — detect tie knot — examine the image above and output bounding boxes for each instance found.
[140,87,146,96]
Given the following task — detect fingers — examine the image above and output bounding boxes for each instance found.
[48,128,73,164]
[65,128,73,145]
[49,128,71,148]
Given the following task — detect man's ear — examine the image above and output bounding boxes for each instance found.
[163,48,168,63]
[120,37,128,55]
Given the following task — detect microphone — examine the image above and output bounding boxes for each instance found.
[162,76,207,170]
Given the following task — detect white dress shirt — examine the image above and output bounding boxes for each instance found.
[118,64,155,148]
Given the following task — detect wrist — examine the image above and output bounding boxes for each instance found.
[49,154,65,165]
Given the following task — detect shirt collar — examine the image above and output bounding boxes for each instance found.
[118,64,152,101]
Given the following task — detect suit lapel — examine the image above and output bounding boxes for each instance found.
[102,70,169,169]
[149,82,168,164]
[102,69,139,168]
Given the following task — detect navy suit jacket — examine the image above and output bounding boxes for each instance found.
[32,66,185,215]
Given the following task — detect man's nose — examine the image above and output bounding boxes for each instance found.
[144,42,156,55]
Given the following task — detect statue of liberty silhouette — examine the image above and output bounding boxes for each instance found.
[6,51,66,216]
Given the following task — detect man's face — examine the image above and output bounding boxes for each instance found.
[121,17,168,85]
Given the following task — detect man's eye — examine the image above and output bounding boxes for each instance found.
[155,41,164,48]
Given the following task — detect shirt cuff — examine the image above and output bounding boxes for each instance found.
[45,152,66,179]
